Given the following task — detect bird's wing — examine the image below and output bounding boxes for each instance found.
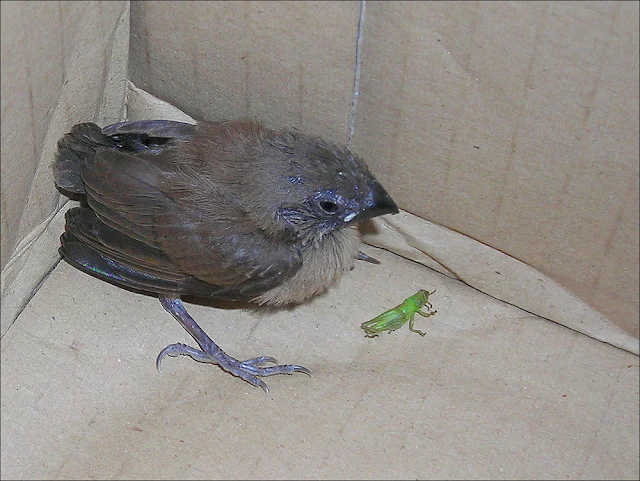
[61,207,209,296]
[68,146,301,299]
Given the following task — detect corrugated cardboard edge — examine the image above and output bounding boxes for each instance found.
[124,80,637,356]
[0,3,130,336]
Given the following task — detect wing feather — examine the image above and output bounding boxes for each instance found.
[62,122,302,299]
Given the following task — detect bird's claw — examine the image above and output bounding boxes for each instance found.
[357,251,381,264]
[156,342,310,393]
[240,355,279,366]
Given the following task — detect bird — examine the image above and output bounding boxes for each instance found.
[53,119,399,392]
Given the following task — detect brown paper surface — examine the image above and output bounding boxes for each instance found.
[1,3,638,479]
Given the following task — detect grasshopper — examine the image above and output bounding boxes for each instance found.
[361,289,437,337]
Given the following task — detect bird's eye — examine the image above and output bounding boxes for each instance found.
[319,200,339,214]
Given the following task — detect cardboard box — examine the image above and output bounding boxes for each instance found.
[2,2,638,479]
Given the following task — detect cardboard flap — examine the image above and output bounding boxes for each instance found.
[1,2,129,334]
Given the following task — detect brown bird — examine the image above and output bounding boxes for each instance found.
[53,119,398,392]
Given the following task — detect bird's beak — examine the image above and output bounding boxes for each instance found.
[348,180,399,224]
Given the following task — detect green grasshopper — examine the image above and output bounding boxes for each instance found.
[361,289,437,337]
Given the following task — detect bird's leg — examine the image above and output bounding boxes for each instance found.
[156,296,310,393]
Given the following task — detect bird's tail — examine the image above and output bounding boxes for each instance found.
[53,122,116,194]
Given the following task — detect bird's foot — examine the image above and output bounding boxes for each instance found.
[357,251,381,264]
[156,342,311,393]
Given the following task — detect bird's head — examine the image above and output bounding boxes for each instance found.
[259,132,399,246]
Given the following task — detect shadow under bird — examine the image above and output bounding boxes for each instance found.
[53,119,398,392]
